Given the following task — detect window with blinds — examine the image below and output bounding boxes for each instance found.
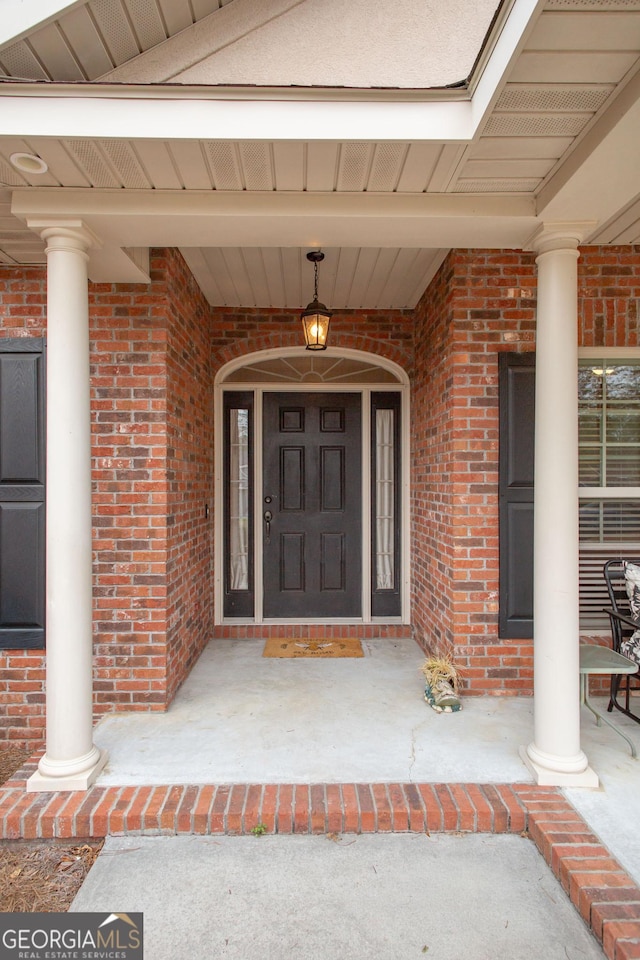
[578,360,640,631]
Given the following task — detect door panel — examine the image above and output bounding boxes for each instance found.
[263,392,362,618]
[0,339,46,649]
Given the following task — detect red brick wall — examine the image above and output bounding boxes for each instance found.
[90,271,170,716]
[579,247,640,347]
[1,245,639,743]
[411,255,456,659]
[412,245,640,695]
[162,251,215,702]
[209,307,413,370]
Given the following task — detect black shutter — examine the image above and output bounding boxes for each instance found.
[499,352,534,638]
[0,339,46,649]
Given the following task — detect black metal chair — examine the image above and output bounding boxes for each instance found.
[603,558,640,725]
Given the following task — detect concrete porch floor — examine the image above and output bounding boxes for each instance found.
[92,637,640,888]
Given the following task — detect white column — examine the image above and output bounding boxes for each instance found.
[521,223,597,787]
[27,220,108,792]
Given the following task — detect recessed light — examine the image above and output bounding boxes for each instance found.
[10,152,48,175]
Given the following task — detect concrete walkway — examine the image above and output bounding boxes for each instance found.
[71,833,607,960]
[3,637,640,959]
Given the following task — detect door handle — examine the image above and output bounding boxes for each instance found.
[264,510,273,541]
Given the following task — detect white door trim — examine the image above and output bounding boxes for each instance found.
[214,347,410,625]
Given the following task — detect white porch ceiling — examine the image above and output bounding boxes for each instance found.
[1,0,640,309]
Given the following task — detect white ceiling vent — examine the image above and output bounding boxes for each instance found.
[126,0,167,50]
[368,144,407,193]
[0,159,25,187]
[455,178,542,193]
[496,85,612,112]
[102,141,150,188]
[89,0,139,65]
[484,114,589,136]
[205,143,242,191]
[546,0,640,8]
[0,42,49,81]
[67,140,121,188]
[239,143,272,191]
[337,144,372,192]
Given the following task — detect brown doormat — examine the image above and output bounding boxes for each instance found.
[263,638,364,658]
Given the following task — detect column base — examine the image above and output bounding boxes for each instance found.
[519,745,599,788]
[27,748,108,793]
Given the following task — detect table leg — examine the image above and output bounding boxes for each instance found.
[582,674,637,758]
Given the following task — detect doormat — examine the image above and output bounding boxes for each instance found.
[263,638,364,658]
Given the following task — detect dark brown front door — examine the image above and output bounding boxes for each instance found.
[263,392,362,618]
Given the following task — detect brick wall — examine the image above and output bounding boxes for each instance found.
[412,245,640,695]
[90,270,170,716]
[162,251,215,702]
[1,245,639,743]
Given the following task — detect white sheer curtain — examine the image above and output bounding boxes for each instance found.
[229,409,249,590]
[375,408,395,590]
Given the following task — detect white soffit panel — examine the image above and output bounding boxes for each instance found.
[180,246,456,309]
[0,0,84,48]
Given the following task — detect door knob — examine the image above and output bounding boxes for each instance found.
[264,510,273,540]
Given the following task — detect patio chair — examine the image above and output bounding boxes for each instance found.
[603,558,640,725]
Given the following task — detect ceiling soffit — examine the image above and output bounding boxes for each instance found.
[2,0,640,305]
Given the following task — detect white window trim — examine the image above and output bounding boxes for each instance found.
[578,348,640,633]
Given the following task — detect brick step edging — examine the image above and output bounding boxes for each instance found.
[1,780,639,960]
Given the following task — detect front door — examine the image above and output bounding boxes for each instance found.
[262,392,362,618]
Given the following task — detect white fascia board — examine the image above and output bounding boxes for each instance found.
[12,187,535,221]
[12,188,537,249]
[0,0,85,49]
[0,94,474,142]
[471,0,546,126]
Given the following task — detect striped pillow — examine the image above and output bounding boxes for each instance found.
[622,561,640,665]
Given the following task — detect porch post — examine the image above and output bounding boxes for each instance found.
[521,223,597,787]
[27,219,108,792]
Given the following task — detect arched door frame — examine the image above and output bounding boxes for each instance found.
[214,347,411,625]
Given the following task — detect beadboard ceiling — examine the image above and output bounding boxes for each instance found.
[1,0,640,309]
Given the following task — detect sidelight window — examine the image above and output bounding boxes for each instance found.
[371,392,401,617]
[578,360,640,630]
[223,392,254,617]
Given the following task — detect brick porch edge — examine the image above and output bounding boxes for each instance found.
[1,776,639,959]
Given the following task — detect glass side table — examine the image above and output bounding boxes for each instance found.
[580,644,639,758]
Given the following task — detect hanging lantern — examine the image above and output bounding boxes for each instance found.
[301,251,332,350]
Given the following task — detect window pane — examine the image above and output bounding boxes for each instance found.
[579,499,640,543]
[606,446,640,486]
[578,447,602,485]
[375,409,394,590]
[578,360,640,487]
[578,367,603,401]
[578,409,602,444]
[606,409,640,443]
[229,408,249,591]
[605,365,640,400]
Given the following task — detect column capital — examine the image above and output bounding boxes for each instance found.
[527,221,597,257]
[26,218,102,255]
